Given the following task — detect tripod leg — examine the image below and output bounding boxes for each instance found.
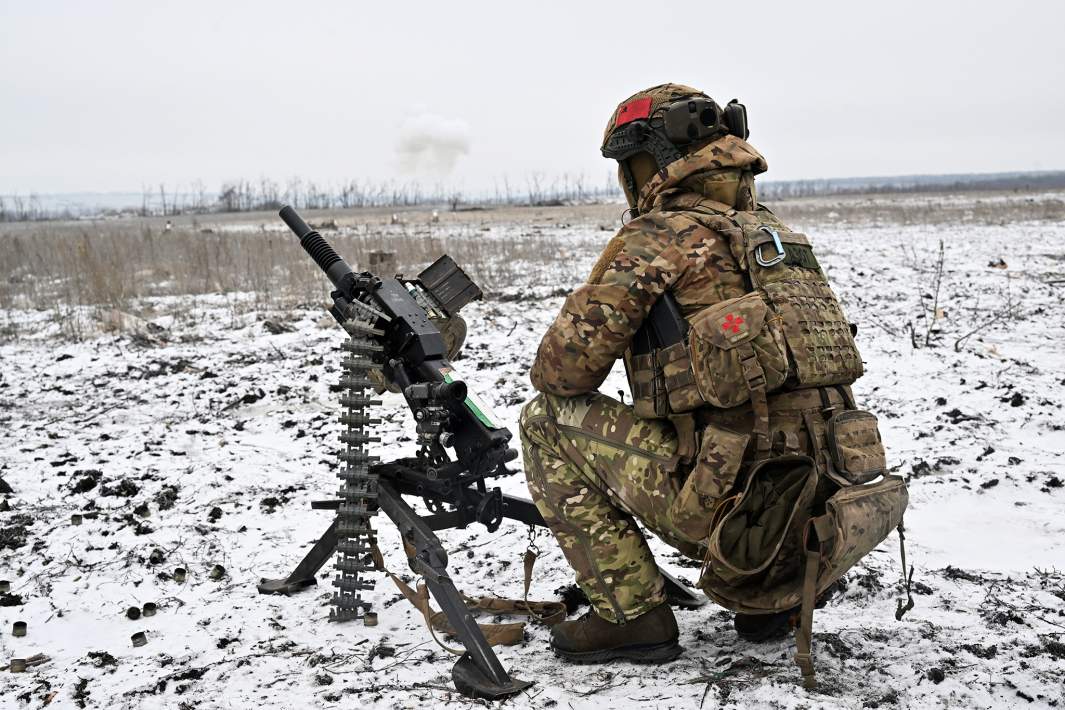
[378,481,532,700]
[257,518,339,595]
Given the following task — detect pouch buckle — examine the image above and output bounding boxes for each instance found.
[754,226,787,267]
[739,348,767,390]
[794,651,816,689]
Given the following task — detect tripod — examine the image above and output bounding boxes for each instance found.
[258,460,707,699]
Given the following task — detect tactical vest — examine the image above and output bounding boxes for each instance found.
[624,199,864,457]
[624,198,910,690]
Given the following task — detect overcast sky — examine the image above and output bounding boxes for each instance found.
[1,0,1063,194]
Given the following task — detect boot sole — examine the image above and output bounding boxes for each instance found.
[550,639,684,665]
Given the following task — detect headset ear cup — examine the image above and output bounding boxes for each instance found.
[724,100,749,139]
[663,97,724,144]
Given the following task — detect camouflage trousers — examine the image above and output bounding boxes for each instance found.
[520,391,697,623]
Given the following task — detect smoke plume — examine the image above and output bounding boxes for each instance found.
[396,112,471,177]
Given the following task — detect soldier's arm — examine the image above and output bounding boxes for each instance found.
[530,215,687,396]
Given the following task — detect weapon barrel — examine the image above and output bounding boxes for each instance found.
[434,380,467,402]
[279,205,352,289]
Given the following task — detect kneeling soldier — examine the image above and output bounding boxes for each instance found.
[520,83,903,671]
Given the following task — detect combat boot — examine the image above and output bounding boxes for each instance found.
[734,581,840,642]
[733,608,797,642]
[550,602,682,663]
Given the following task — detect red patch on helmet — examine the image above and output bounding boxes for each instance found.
[615,97,652,127]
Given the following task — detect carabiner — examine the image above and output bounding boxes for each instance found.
[754,226,787,267]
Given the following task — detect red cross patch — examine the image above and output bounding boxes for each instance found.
[721,313,745,334]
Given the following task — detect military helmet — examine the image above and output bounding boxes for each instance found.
[601,83,750,201]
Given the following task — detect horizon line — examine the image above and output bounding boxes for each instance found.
[3,167,1065,198]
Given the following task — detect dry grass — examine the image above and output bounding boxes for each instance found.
[0,207,608,340]
[2,190,1061,342]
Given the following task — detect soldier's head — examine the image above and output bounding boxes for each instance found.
[601,83,749,206]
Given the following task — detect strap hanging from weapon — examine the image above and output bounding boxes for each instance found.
[521,526,544,622]
[519,526,566,625]
[370,543,467,655]
[370,540,565,656]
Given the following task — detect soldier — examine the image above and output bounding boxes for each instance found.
[519,83,895,668]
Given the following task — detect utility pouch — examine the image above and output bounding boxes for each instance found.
[698,464,908,616]
[625,292,689,419]
[624,350,668,419]
[658,341,703,414]
[815,474,908,585]
[686,291,789,409]
[669,424,750,543]
[697,453,908,689]
[703,455,818,588]
[825,410,887,486]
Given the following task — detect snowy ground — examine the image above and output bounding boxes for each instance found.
[1,193,1064,709]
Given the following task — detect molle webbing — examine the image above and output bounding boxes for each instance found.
[690,201,864,390]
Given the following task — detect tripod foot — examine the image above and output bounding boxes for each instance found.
[662,570,707,610]
[451,653,533,700]
[257,576,317,595]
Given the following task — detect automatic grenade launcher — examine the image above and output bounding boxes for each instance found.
[260,206,705,699]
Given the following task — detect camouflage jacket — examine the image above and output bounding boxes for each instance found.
[530,135,769,397]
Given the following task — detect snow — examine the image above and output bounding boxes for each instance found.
[1,194,1064,709]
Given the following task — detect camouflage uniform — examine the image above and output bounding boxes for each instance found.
[520,391,682,621]
[520,84,837,623]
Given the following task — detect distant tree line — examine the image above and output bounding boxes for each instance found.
[4,170,1065,222]
[0,194,73,222]
[127,173,626,218]
[0,173,626,222]
[758,170,1065,200]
